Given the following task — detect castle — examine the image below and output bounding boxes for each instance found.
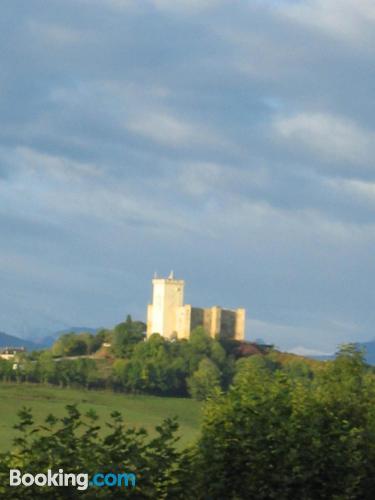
[147,273,245,340]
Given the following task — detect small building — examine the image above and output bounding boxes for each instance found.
[147,273,245,341]
[0,347,26,361]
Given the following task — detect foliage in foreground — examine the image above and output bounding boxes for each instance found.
[0,405,186,499]
[193,345,375,499]
[1,345,374,499]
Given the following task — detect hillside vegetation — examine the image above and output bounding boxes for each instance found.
[0,316,329,400]
[0,317,271,399]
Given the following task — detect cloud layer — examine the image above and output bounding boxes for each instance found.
[0,0,374,350]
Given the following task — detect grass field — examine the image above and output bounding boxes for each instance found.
[0,383,202,452]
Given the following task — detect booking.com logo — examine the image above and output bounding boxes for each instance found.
[9,469,136,491]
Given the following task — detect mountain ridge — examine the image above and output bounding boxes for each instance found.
[0,327,100,350]
[0,331,40,350]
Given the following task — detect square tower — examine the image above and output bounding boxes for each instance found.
[147,272,185,338]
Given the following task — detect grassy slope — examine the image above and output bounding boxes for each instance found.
[0,383,202,452]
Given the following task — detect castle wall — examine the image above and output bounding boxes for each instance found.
[146,304,153,337]
[147,276,246,340]
[219,309,237,339]
[176,305,192,339]
[202,307,212,334]
[191,307,204,330]
[235,308,246,340]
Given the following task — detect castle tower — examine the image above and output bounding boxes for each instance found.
[147,272,185,338]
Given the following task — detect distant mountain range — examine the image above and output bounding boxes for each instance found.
[36,327,99,347]
[305,339,375,365]
[0,331,40,350]
[0,327,99,351]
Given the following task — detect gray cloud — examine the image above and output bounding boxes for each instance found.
[0,0,374,350]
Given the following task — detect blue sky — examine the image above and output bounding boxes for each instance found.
[1,0,375,354]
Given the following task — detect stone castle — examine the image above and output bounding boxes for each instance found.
[147,272,245,340]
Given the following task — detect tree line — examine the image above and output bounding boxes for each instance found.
[0,317,249,399]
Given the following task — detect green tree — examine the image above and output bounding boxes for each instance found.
[37,351,58,384]
[192,345,375,499]
[111,316,145,358]
[51,333,88,357]
[88,329,108,354]
[187,358,221,400]
[0,405,189,499]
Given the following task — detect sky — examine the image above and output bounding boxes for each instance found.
[1,0,375,354]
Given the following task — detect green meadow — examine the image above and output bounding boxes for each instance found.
[0,383,202,452]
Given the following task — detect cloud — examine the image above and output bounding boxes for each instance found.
[6,147,101,181]
[281,0,375,45]
[150,0,221,12]
[0,0,375,350]
[126,111,221,148]
[77,0,135,10]
[273,112,375,167]
[247,318,362,352]
[28,21,88,45]
[171,161,269,198]
[77,0,221,14]
[325,177,375,206]
[0,145,200,236]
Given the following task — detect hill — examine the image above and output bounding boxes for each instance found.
[0,327,99,351]
[0,331,39,350]
[38,326,99,347]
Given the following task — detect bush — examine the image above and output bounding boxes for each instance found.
[192,345,375,499]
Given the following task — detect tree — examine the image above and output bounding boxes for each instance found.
[37,351,58,384]
[88,329,108,354]
[51,333,88,357]
[113,334,187,395]
[189,327,211,358]
[111,316,145,358]
[187,358,221,400]
[0,405,188,499]
[192,345,375,499]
